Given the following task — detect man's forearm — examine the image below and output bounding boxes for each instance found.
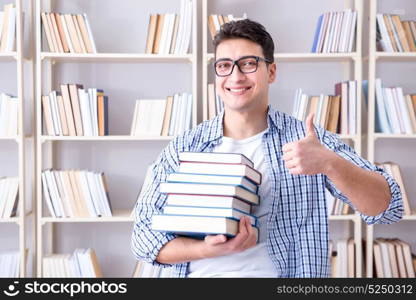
[156,237,206,264]
[324,150,391,216]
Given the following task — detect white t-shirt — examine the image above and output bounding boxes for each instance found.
[188,129,278,277]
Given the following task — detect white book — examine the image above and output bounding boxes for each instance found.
[379,241,393,277]
[41,172,56,217]
[348,81,356,135]
[376,14,393,52]
[178,151,254,167]
[158,14,169,54]
[315,94,324,126]
[317,12,330,53]
[165,14,176,55]
[78,171,98,217]
[181,0,193,54]
[70,251,82,277]
[374,78,392,133]
[390,88,406,133]
[383,88,401,134]
[347,11,357,52]
[184,93,193,130]
[87,88,99,136]
[60,14,74,53]
[78,89,93,136]
[149,99,166,136]
[339,10,351,52]
[299,93,309,122]
[54,171,73,217]
[292,88,301,118]
[5,7,16,51]
[330,12,342,53]
[49,91,62,136]
[169,93,180,136]
[322,12,334,53]
[86,172,103,216]
[212,14,221,34]
[336,240,348,277]
[177,92,188,134]
[83,14,97,53]
[174,0,186,54]
[44,170,65,217]
[130,101,139,135]
[387,15,403,52]
[133,100,147,136]
[394,87,413,134]
[2,177,18,218]
[95,173,112,217]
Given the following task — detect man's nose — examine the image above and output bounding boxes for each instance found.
[228,64,246,80]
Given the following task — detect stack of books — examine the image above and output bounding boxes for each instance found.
[144,0,193,55]
[43,248,102,277]
[311,9,357,53]
[207,83,223,119]
[374,79,416,134]
[41,169,112,218]
[207,13,247,40]
[292,80,357,134]
[130,93,192,137]
[0,251,19,277]
[0,93,18,136]
[41,12,96,53]
[132,260,172,278]
[42,84,108,136]
[0,176,19,218]
[376,14,416,52]
[329,239,356,278]
[152,152,261,238]
[373,239,415,278]
[0,3,16,52]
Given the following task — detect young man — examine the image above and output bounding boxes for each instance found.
[131,19,403,277]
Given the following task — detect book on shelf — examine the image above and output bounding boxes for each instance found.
[311,9,357,53]
[144,0,193,55]
[207,13,247,40]
[292,81,357,135]
[376,14,416,52]
[373,239,415,278]
[152,152,260,238]
[0,93,18,136]
[130,93,192,137]
[329,239,356,278]
[41,169,112,218]
[132,260,172,278]
[374,79,416,134]
[43,248,102,278]
[377,162,413,216]
[0,3,16,53]
[42,85,109,136]
[41,12,96,53]
[0,251,19,277]
[326,189,351,216]
[0,176,19,218]
[207,83,223,119]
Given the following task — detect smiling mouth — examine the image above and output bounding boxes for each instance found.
[226,87,252,93]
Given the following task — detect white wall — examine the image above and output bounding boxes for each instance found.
[0,0,414,277]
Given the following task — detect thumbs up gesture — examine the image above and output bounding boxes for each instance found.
[282,113,333,175]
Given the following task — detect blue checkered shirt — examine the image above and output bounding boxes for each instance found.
[131,106,403,277]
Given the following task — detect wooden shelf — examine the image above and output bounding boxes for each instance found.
[0,217,19,224]
[373,133,416,140]
[402,215,416,221]
[206,52,359,63]
[41,52,194,63]
[0,52,17,61]
[40,135,174,142]
[329,214,360,221]
[41,210,134,224]
[0,136,19,142]
[375,51,416,61]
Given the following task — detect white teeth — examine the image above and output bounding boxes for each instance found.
[229,88,247,92]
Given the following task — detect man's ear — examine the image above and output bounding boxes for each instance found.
[268,63,277,83]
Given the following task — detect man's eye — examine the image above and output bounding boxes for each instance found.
[242,61,256,66]
[218,63,231,69]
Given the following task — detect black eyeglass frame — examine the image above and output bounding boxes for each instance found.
[213,55,273,77]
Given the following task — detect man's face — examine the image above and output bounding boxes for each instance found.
[215,38,276,114]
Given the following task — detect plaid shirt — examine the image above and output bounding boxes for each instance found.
[131,106,403,277]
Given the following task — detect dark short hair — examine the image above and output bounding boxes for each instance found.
[213,19,275,63]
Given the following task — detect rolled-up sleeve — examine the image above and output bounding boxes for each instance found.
[321,130,403,225]
[131,140,179,267]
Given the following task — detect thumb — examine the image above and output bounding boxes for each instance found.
[305,113,317,138]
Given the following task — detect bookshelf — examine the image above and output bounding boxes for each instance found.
[35,0,197,277]
[366,0,416,278]
[0,0,26,277]
[202,0,364,277]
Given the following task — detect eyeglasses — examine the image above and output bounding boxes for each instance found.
[214,55,273,77]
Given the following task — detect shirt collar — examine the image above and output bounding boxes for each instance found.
[201,105,283,144]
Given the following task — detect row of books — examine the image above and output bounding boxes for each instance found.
[376,14,416,52]
[130,93,192,137]
[132,261,173,278]
[329,239,356,277]
[0,93,18,136]
[0,251,19,277]
[311,9,357,53]
[0,3,16,52]
[42,169,112,218]
[207,83,224,119]
[144,0,193,55]
[43,248,102,277]
[375,79,416,134]
[207,13,247,40]
[292,81,357,135]
[327,192,351,216]
[377,162,413,216]
[373,239,415,278]
[42,85,109,136]
[41,12,96,53]
[151,152,260,238]
[0,176,18,218]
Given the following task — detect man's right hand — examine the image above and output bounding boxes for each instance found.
[201,216,258,259]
